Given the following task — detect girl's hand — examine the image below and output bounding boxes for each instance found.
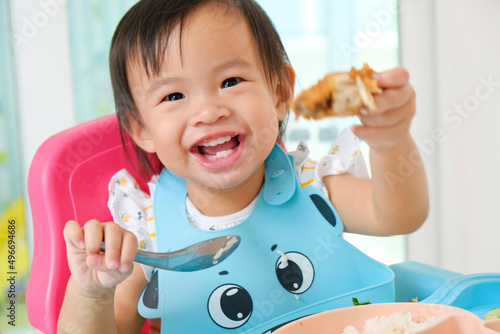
[351,67,416,151]
[63,219,138,294]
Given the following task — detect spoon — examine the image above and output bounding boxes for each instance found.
[100,235,240,272]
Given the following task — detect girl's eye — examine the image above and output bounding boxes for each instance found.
[164,92,185,102]
[221,77,242,89]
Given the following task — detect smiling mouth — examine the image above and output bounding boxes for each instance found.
[196,134,240,161]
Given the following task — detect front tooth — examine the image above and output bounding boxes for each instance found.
[202,139,217,147]
[216,149,233,158]
[203,135,231,147]
[217,136,230,145]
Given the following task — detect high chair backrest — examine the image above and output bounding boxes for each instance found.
[26,115,152,334]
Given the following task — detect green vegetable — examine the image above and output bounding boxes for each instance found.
[352,297,371,306]
[484,308,500,320]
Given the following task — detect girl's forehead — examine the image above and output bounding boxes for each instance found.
[128,4,256,79]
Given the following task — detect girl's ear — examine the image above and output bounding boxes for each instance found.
[275,64,296,121]
[129,118,156,153]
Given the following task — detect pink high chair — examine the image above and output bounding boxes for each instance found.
[27,115,156,334]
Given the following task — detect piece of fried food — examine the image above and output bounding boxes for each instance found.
[291,63,382,119]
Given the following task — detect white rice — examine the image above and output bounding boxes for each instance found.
[342,311,444,334]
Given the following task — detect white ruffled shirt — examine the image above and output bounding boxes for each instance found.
[107,129,367,280]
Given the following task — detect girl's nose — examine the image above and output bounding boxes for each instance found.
[189,98,231,126]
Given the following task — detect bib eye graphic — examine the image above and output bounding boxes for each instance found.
[208,284,252,329]
[275,252,314,294]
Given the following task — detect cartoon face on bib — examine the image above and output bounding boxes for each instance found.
[207,248,315,330]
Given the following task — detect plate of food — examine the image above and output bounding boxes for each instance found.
[273,302,500,334]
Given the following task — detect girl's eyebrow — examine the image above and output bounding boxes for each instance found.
[146,76,182,96]
[213,59,253,73]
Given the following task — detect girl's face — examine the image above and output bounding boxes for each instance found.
[128,4,292,204]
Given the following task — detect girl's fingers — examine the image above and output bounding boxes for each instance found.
[102,222,124,270]
[63,220,86,250]
[80,220,137,272]
[374,66,410,89]
[81,219,104,269]
[82,219,104,254]
[354,67,416,151]
[69,219,137,273]
[351,122,411,150]
[119,232,138,273]
[371,84,416,115]
[358,107,405,128]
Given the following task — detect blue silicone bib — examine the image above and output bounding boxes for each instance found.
[138,144,394,333]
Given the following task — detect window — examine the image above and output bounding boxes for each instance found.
[67,0,137,123]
